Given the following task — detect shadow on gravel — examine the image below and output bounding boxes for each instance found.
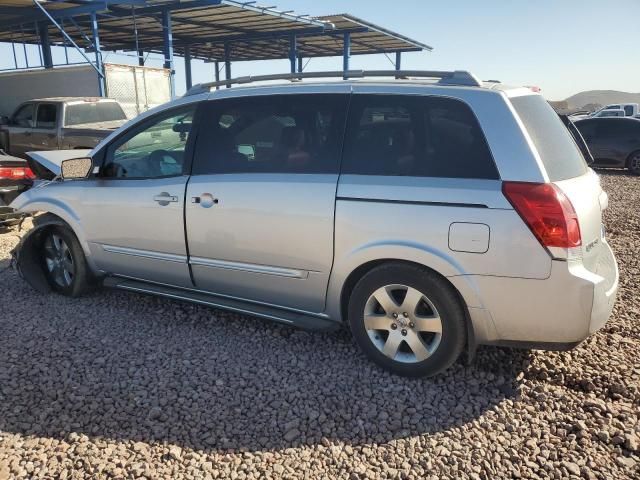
[0,278,532,453]
[592,167,633,177]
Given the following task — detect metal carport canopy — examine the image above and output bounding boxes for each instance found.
[0,2,431,62]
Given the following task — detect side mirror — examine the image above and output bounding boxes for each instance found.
[0,116,9,125]
[61,157,93,179]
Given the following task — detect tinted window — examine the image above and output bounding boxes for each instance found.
[193,94,348,175]
[341,95,498,179]
[102,106,195,179]
[64,102,127,126]
[600,110,623,117]
[624,105,634,116]
[36,104,58,129]
[12,104,35,128]
[511,95,587,181]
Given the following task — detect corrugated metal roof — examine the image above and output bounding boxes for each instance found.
[0,1,431,62]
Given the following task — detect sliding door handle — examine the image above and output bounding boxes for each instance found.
[153,192,179,206]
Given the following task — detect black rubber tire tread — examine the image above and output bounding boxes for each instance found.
[348,262,466,377]
[41,225,92,297]
[625,150,640,175]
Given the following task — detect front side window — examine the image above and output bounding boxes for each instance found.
[102,106,196,179]
[12,104,35,128]
[624,105,635,116]
[36,104,58,129]
[342,95,499,179]
[193,94,348,175]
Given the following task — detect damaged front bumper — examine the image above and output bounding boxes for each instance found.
[0,206,27,228]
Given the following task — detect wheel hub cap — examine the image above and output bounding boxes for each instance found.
[364,284,443,364]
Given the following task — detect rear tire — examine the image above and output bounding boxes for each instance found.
[40,225,91,297]
[626,150,640,175]
[348,263,466,377]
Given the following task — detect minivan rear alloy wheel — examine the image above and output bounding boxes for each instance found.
[364,284,443,363]
[348,263,466,377]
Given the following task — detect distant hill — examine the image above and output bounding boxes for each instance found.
[563,90,640,111]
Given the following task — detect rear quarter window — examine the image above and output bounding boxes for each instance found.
[342,95,499,179]
[511,95,587,181]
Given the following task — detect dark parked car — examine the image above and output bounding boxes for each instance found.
[574,117,640,175]
[0,151,34,228]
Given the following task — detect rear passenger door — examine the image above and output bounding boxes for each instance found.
[186,92,349,312]
[335,91,534,277]
[593,119,625,164]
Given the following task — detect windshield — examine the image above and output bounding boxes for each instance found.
[64,102,127,126]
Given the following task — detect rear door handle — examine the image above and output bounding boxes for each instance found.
[191,192,218,208]
[153,192,179,206]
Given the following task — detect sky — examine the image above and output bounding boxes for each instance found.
[1,0,639,100]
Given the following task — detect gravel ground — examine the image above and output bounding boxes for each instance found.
[0,171,638,480]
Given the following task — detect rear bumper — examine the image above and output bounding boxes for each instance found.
[467,240,619,345]
[588,240,618,334]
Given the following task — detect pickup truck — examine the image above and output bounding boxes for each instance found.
[595,103,639,117]
[0,97,127,158]
[592,108,626,118]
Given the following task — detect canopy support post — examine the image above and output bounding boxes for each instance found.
[289,34,297,74]
[38,22,53,68]
[161,8,175,98]
[224,42,231,88]
[90,11,105,97]
[342,32,351,79]
[184,44,192,90]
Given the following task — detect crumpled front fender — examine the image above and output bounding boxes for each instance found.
[11,214,67,293]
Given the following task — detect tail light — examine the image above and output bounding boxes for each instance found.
[502,181,581,250]
[0,166,36,180]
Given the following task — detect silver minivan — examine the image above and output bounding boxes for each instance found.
[12,71,619,377]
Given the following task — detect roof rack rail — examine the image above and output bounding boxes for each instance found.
[185,69,482,96]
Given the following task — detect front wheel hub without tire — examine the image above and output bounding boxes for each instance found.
[43,233,75,288]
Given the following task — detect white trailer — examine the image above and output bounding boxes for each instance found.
[0,63,171,119]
